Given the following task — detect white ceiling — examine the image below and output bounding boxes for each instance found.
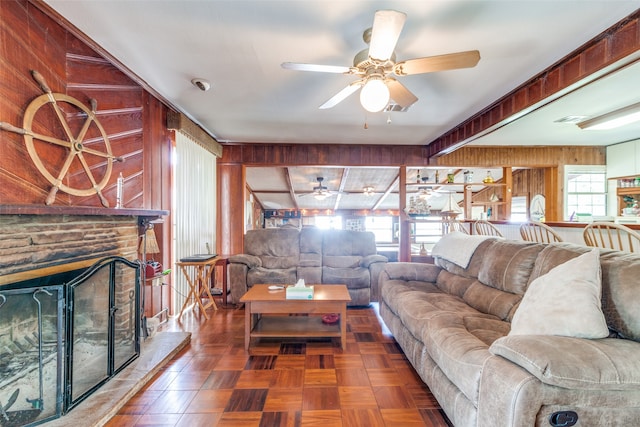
[45,0,640,147]
[43,1,640,211]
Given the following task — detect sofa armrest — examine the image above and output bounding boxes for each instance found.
[360,254,388,268]
[228,253,262,269]
[490,335,640,391]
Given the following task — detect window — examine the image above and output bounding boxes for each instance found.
[413,216,444,253]
[314,216,343,230]
[565,166,607,220]
[511,196,528,222]
[364,216,393,243]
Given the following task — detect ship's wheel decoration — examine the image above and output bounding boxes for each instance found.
[0,70,123,207]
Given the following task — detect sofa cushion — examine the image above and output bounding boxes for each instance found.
[510,248,609,339]
[322,266,369,289]
[384,262,441,282]
[491,335,640,391]
[299,227,323,267]
[462,281,522,321]
[434,239,494,279]
[477,240,544,295]
[323,229,377,256]
[323,255,361,268]
[245,228,300,269]
[247,267,297,286]
[424,312,508,405]
[431,232,496,268]
[436,270,476,298]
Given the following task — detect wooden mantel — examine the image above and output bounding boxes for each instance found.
[0,205,168,218]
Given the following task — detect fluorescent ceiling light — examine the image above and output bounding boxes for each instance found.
[578,102,640,130]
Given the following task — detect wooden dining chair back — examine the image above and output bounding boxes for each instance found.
[473,220,503,237]
[443,219,469,235]
[583,222,640,252]
[519,221,563,243]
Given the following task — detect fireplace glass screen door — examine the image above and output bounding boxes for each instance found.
[0,256,140,426]
[0,285,64,426]
[65,257,140,411]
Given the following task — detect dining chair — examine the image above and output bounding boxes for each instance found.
[447,220,470,234]
[473,220,504,237]
[519,221,563,243]
[583,221,640,252]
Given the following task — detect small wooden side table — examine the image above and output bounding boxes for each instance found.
[175,256,220,319]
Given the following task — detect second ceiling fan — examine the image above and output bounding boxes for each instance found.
[282,9,480,112]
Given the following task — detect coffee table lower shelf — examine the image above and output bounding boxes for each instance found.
[250,315,342,340]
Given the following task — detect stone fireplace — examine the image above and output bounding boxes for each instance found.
[0,210,161,426]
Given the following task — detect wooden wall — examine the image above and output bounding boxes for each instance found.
[427,9,640,157]
[0,0,172,211]
[0,0,172,318]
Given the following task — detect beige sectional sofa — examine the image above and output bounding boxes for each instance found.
[228,227,387,306]
[379,233,640,426]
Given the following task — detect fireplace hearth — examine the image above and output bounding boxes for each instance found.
[0,256,140,427]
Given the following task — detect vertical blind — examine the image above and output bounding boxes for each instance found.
[172,132,217,314]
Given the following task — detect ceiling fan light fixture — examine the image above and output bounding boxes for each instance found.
[363,186,375,196]
[314,192,329,201]
[360,78,389,112]
[418,186,432,200]
[577,102,640,130]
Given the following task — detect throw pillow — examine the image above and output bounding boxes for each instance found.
[509,248,608,339]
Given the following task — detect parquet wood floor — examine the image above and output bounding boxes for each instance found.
[105,303,452,427]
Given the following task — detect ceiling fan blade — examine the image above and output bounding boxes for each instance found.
[386,78,418,108]
[393,50,480,76]
[368,10,406,62]
[319,81,363,109]
[281,62,352,74]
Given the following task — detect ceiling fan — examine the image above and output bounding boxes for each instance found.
[282,9,480,113]
[299,177,336,200]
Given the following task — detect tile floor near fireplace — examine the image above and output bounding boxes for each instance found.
[105,303,452,427]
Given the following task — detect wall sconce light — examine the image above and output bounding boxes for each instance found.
[577,102,640,130]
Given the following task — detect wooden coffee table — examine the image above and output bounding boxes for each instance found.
[239,284,351,350]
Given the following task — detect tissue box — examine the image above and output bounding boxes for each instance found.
[286,285,314,300]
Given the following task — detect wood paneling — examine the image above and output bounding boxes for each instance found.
[433,146,605,168]
[0,0,148,209]
[427,10,640,157]
[1,0,173,319]
[217,164,245,255]
[220,143,432,167]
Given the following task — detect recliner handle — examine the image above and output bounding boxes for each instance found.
[549,411,578,427]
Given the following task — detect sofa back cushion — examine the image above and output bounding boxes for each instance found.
[531,243,640,342]
[244,228,300,269]
[322,230,377,267]
[463,281,523,320]
[477,240,544,295]
[299,227,323,267]
[435,239,494,279]
[458,240,544,320]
